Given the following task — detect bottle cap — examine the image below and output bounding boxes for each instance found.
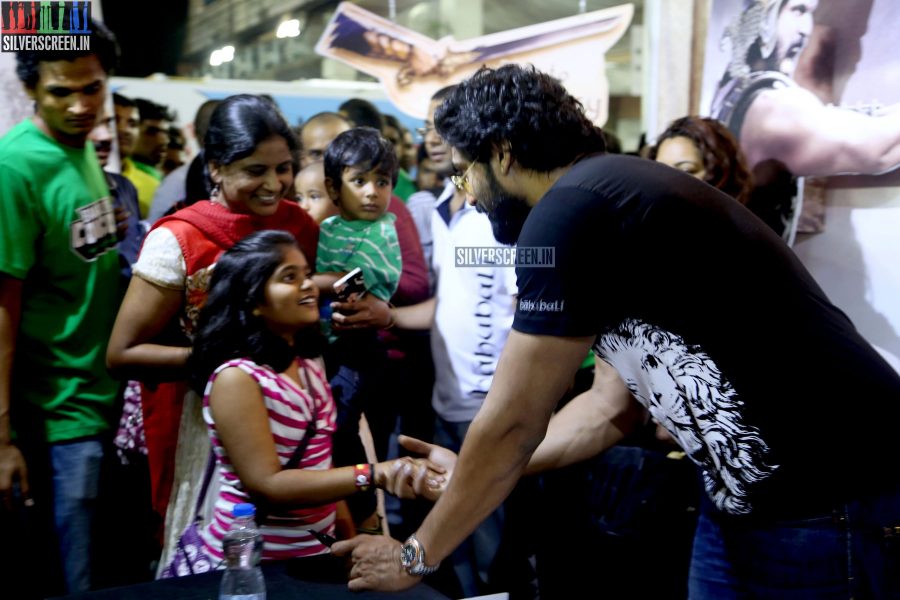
[232,503,256,518]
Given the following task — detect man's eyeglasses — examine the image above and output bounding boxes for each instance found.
[415,125,434,138]
[450,162,475,193]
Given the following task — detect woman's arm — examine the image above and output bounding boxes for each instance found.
[106,275,191,380]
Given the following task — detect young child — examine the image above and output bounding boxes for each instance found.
[295,161,339,224]
[314,127,403,530]
[314,126,402,302]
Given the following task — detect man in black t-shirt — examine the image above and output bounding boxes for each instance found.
[333,64,900,597]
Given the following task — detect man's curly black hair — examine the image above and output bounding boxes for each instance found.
[433,64,606,170]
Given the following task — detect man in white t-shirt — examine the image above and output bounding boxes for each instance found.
[427,181,517,425]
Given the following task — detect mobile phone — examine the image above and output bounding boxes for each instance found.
[311,529,337,548]
[333,267,367,302]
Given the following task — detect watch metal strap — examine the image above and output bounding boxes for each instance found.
[403,534,440,576]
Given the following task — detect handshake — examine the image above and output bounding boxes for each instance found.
[381,435,457,503]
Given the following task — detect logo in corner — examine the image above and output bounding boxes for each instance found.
[1,2,91,53]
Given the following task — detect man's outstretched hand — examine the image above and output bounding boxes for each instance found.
[391,435,457,502]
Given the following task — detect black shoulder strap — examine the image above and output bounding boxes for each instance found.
[284,414,316,470]
[284,363,319,469]
[192,451,217,521]
[257,364,320,523]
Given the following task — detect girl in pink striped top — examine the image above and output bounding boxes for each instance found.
[184,230,408,568]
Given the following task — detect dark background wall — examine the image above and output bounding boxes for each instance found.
[101,0,188,76]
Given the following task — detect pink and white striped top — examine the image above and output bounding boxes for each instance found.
[200,357,337,561]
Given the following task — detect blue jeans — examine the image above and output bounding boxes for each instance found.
[689,487,900,599]
[51,438,104,594]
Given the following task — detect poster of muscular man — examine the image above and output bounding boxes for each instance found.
[703,0,900,178]
[702,0,900,360]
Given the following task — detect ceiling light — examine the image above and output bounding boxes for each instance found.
[276,19,301,38]
[209,45,235,67]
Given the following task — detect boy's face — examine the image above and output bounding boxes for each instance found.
[328,166,392,222]
[295,166,337,224]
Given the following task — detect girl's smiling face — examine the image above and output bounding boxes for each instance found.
[256,246,320,341]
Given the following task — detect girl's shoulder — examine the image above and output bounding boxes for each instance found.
[210,358,277,385]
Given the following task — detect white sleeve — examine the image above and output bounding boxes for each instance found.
[132,227,187,289]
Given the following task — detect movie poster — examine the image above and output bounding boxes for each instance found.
[315,1,633,123]
[702,0,900,359]
[701,0,900,180]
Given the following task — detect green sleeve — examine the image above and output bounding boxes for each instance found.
[0,166,39,278]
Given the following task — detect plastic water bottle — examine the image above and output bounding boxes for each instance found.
[219,503,266,600]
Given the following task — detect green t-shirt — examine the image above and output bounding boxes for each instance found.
[317,213,402,302]
[392,169,417,202]
[0,120,120,443]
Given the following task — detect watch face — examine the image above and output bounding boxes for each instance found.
[400,542,415,567]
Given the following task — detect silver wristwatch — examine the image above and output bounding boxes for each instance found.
[400,533,440,576]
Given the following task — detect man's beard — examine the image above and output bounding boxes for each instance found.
[478,165,532,245]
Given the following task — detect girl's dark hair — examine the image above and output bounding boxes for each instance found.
[189,230,324,391]
[324,126,399,193]
[201,94,299,195]
[649,116,754,205]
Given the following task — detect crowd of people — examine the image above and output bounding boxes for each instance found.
[2,14,900,600]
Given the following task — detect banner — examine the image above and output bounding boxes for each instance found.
[315,2,633,122]
[701,0,900,359]
[701,0,900,180]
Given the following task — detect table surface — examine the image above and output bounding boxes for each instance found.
[59,555,451,600]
